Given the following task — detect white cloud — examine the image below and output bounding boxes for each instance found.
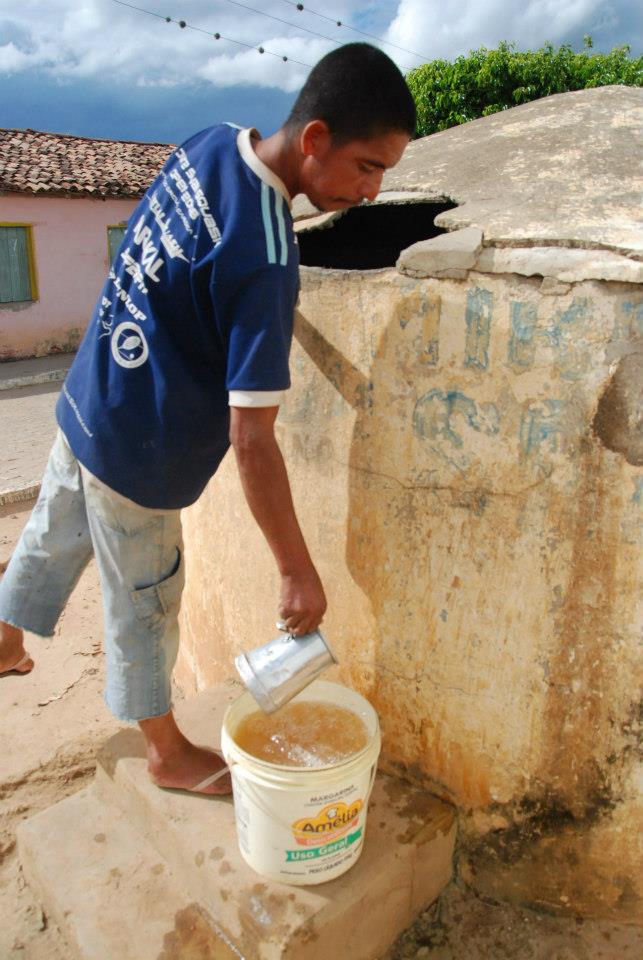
[197,37,331,92]
[0,0,638,92]
[0,0,369,88]
[0,41,32,72]
[384,0,636,65]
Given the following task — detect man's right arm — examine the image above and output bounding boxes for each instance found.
[229,405,327,636]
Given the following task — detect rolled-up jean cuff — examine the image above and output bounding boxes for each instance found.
[113,703,174,724]
[0,609,56,638]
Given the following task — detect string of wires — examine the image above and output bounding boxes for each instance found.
[110,1,430,71]
[273,0,431,62]
[223,0,346,48]
[110,0,313,67]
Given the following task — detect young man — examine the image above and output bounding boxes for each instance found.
[0,44,416,794]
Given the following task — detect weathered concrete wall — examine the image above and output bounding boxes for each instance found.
[178,267,642,920]
[0,193,136,360]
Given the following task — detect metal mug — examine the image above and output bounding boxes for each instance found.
[234,623,338,713]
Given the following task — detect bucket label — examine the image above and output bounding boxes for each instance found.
[286,828,362,861]
[291,799,363,847]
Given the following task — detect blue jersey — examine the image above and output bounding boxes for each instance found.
[57,125,299,509]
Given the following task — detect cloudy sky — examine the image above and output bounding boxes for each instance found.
[0,1,640,144]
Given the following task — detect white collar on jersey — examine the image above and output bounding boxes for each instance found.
[237,127,292,209]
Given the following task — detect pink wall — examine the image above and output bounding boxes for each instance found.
[0,192,138,360]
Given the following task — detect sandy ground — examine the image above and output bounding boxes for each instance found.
[383,886,643,960]
[1,501,641,959]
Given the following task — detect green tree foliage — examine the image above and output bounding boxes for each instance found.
[407,39,643,138]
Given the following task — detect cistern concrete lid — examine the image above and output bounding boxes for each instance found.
[293,86,643,284]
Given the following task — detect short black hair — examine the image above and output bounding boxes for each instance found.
[284,43,416,144]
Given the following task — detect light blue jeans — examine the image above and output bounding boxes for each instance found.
[0,431,184,722]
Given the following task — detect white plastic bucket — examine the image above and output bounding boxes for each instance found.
[221,679,381,885]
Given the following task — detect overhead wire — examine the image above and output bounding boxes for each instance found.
[110,0,313,66]
[274,0,431,62]
[110,1,430,72]
[222,0,344,48]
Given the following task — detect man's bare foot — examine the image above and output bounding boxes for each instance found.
[148,742,232,795]
[0,620,33,676]
[139,710,232,796]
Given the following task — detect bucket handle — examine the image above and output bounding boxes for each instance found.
[232,771,312,835]
[365,761,377,802]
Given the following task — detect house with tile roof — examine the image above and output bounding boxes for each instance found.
[0,128,172,360]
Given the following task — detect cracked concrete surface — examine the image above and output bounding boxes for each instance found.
[400,236,643,284]
[382,86,643,258]
[294,86,643,283]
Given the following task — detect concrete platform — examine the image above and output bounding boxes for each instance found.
[17,683,457,960]
[18,786,241,960]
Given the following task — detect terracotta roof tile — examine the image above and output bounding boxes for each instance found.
[0,128,174,198]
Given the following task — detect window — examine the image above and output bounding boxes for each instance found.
[107,224,128,266]
[0,224,37,303]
